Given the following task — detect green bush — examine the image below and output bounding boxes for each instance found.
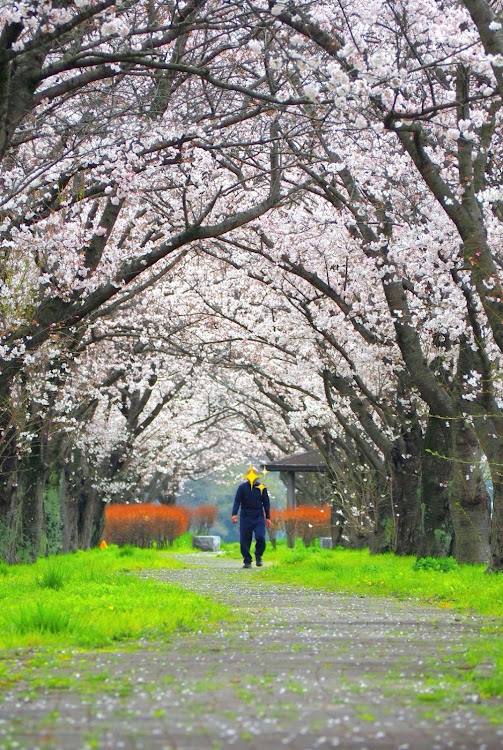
[117,545,136,557]
[413,557,459,573]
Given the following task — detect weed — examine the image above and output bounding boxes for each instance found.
[0,560,10,576]
[314,558,333,571]
[12,602,73,635]
[117,546,135,557]
[413,557,459,573]
[284,550,309,565]
[357,712,377,722]
[36,561,67,590]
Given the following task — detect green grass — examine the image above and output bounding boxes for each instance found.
[0,545,229,649]
[219,541,503,701]
[224,541,503,618]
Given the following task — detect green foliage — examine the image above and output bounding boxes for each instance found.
[12,603,73,635]
[413,557,459,573]
[36,560,67,590]
[117,545,136,557]
[0,546,229,649]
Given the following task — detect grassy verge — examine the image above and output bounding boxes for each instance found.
[0,544,228,650]
[219,541,503,700]
[229,542,503,618]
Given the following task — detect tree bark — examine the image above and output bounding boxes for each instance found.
[368,490,394,554]
[449,418,491,563]
[418,416,453,558]
[15,441,48,563]
[390,446,422,556]
[78,485,105,550]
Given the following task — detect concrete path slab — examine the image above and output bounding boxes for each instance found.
[0,553,501,749]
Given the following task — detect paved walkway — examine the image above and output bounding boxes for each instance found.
[0,553,502,749]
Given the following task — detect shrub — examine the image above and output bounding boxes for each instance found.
[117,545,136,557]
[274,506,331,548]
[294,505,331,547]
[188,505,218,534]
[413,556,460,573]
[103,504,190,548]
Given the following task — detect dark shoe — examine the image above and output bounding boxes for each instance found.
[243,562,251,569]
[255,558,263,567]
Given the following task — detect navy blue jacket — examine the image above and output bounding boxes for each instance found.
[232,480,270,519]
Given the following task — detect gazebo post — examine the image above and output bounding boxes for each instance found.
[262,449,327,513]
[286,471,296,509]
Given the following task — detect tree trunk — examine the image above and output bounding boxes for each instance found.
[390,418,423,555]
[60,462,80,553]
[391,461,422,555]
[369,487,394,554]
[78,485,105,549]
[489,472,503,571]
[330,501,343,547]
[1,485,21,564]
[449,419,491,563]
[13,449,48,563]
[417,416,453,558]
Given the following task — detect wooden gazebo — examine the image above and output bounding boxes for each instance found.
[262,449,327,509]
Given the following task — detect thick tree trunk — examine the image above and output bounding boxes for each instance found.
[78,486,105,549]
[330,502,343,547]
[449,420,491,563]
[1,486,21,564]
[60,463,80,553]
[390,419,423,555]
[6,452,49,563]
[1,417,50,563]
[369,486,394,554]
[391,458,422,555]
[489,474,503,571]
[417,416,453,558]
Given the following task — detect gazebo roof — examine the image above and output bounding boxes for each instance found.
[262,449,327,473]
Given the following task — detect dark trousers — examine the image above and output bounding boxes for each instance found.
[240,514,266,564]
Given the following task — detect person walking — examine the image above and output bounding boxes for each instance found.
[232,469,271,568]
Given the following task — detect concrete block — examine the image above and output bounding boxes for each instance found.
[319,536,333,549]
[192,535,221,552]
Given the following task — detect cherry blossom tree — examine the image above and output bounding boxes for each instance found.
[255,0,501,567]
[2,0,503,569]
[0,0,297,560]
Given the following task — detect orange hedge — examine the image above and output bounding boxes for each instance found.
[103,504,190,548]
[269,506,331,547]
[188,505,218,534]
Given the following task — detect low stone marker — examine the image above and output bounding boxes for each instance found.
[319,536,333,549]
[192,535,221,552]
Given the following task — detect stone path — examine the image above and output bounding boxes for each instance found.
[0,553,502,750]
